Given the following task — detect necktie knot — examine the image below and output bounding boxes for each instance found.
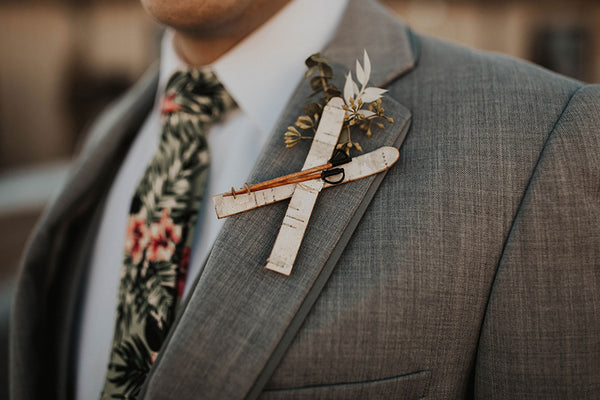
[162,69,236,125]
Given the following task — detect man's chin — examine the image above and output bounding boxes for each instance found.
[140,0,252,35]
[164,20,243,39]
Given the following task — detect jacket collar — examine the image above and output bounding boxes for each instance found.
[141,1,419,398]
[11,66,158,400]
[324,0,417,87]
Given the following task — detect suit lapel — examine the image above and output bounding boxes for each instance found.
[45,67,158,229]
[11,67,158,400]
[142,1,418,399]
[324,0,417,86]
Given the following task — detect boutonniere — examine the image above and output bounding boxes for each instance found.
[284,50,395,155]
[214,50,400,276]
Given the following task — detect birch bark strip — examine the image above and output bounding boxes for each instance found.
[212,146,399,219]
[265,97,346,275]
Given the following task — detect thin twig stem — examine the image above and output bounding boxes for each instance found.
[224,162,334,197]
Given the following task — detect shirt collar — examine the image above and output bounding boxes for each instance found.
[158,0,350,136]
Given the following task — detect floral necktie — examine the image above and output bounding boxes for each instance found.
[101,69,236,399]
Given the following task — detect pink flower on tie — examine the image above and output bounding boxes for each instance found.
[148,209,182,262]
[124,211,149,265]
[161,93,181,115]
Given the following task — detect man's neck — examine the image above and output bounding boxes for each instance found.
[173,0,291,67]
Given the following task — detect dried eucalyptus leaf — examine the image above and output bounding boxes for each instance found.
[304,66,319,79]
[310,53,330,63]
[302,102,322,116]
[310,76,324,92]
[321,64,333,79]
[305,55,318,68]
[325,87,341,98]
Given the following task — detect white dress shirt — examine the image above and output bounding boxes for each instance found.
[75,0,349,398]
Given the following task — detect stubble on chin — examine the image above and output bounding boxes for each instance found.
[140,0,254,36]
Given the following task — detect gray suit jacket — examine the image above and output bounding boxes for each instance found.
[11,0,600,398]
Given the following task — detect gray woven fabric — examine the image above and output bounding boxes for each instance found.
[10,0,600,399]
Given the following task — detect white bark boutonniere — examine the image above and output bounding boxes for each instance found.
[284,50,394,155]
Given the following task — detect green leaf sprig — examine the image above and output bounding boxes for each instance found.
[284,51,394,155]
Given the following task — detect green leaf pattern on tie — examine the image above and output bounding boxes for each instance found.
[101,69,235,399]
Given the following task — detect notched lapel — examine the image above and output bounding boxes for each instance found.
[142,2,419,398]
[324,0,417,87]
[144,82,412,400]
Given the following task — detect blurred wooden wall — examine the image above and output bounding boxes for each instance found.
[0,0,598,283]
[0,2,159,170]
[382,0,599,83]
[0,0,598,172]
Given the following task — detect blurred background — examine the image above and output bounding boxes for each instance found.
[0,0,598,395]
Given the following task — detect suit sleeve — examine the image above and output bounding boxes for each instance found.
[474,85,600,399]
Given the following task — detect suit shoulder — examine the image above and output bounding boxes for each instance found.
[78,64,158,158]
[563,84,600,109]
[547,84,600,142]
[387,31,589,145]
[396,34,583,105]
